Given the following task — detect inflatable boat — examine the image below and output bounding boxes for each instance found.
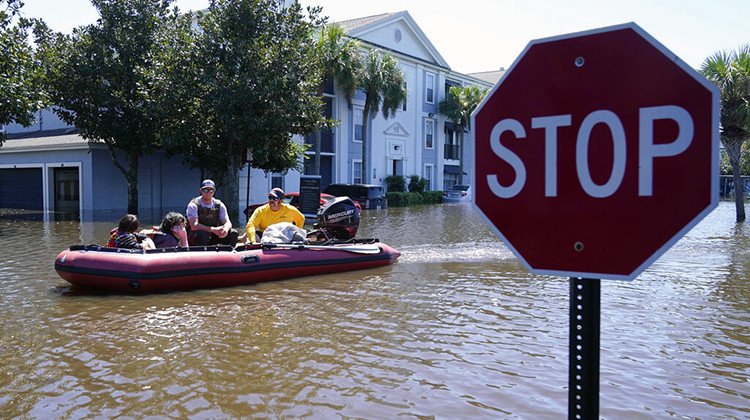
[55,240,400,293]
[55,196,399,293]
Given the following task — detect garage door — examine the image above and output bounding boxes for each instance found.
[0,168,43,210]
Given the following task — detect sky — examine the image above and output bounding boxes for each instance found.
[17,0,750,75]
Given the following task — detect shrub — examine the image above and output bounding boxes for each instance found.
[386,191,407,206]
[385,175,406,192]
[408,175,427,193]
[406,192,424,205]
[386,191,425,207]
[422,190,443,204]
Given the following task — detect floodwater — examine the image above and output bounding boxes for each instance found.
[0,201,748,419]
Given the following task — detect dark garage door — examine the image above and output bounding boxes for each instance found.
[0,168,43,210]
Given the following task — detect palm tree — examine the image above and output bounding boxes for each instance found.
[439,85,488,184]
[358,49,407,184]
[700,45,750,222]
[313,24,360,175]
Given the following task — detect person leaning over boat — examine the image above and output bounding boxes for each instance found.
[107,214,155,250]
[245,188,305,243]
[150,211,189,248]
[186,179,239,246]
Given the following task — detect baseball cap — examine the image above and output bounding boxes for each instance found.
[268,188,285,200]
[201,179,216,189]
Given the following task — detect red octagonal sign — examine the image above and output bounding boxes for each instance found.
[471,23,719,280]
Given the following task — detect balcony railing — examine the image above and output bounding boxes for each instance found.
[444,144,459,160]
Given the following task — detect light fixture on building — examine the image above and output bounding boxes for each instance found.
[428,112,434,118]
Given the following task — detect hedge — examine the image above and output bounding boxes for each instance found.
[386,190,443,207]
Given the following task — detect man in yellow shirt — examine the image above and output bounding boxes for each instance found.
[245,188,305,243]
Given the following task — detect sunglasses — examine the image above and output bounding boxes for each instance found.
[268,196,281,201]
[201,187,215,193]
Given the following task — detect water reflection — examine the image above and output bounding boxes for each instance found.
[0,201,748,418]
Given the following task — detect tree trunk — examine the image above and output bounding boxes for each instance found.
[125,151,139,215]
[222,157,242,227]
[314,130,321,175]
[458,124,465,185]
[105,144,140,215]
[361,104,370,184]
[724,137,746,222]
[732,167,746,222]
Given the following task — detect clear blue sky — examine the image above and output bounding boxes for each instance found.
[19,0,750,74]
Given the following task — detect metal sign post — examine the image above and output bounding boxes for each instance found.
[569,278,600,419]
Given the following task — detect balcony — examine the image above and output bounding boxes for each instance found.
[304,129,334,154]
[444,144,460,160]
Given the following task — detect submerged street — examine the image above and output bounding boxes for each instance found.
[0,201,748,418]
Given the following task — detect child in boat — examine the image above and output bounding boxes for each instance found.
[151,212,189,248]
[107,214,155,250]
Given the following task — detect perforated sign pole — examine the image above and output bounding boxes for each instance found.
[569,278,600,419]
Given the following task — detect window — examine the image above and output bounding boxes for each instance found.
[424,165,433,191]
[425,119,434,149]
[353,160,362,184]
[425,73,435,104]
[445,127,455,145]
[444,126,458,160]
[353,107,363,142]
[444,174,458,191]
[271,174,283,190]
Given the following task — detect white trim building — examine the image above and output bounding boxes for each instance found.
[1,10,501,222]
[251,11,500,207]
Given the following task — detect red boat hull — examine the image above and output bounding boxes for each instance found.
[55,243,400,292]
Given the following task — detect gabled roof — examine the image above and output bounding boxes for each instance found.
[383,121,409,137]
[467,70,506,86]
[336,12,401,33]
[5,127,79,140]
[334,11,450,70]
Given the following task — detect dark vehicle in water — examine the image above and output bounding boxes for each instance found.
[323,183,387,210]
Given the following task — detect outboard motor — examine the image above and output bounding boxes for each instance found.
[313,196,360,240]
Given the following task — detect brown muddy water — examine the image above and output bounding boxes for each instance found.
[0,201,748,419]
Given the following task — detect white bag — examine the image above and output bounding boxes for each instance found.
[260,222,307,244]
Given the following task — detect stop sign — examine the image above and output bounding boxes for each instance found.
[471,23,719,280]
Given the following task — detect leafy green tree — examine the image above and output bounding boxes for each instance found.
[408,175,426,194]
[0,0,47,142]
[358,49,407,184]
[700,45,750,222]
[163,0,328,222]
[312,24,361,175]
[439,85,488,185]
[43,0,177,215]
